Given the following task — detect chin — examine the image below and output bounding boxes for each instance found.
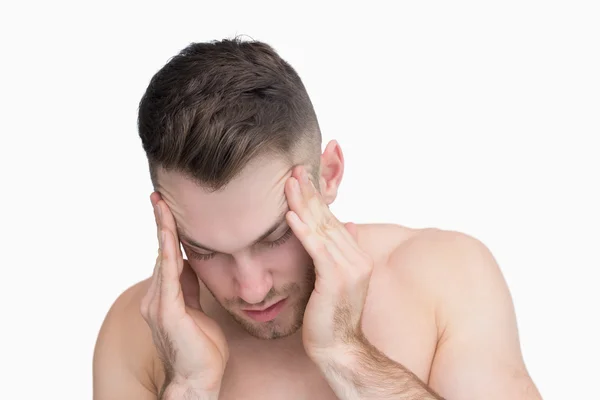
[229,302,306,340]
[247,321,303,340]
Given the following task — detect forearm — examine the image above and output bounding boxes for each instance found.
[316,338,444,400]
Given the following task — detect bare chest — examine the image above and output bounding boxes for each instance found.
[153,318,434,399]
[217,350,338,400]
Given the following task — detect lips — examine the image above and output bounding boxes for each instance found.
[243,300,282,312]
[243,299,287,322]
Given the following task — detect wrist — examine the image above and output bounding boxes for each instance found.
[309,342,364,373]
[160,379,221,400]
[308,333,368,366]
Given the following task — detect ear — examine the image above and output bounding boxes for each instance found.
[318,140,344,205]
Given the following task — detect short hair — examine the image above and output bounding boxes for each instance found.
[137,37,322,192]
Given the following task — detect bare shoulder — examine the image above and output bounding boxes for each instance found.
[370,225,501,285]
[356,223,493,269]
[384,227,506,304]
[356,224,506,382]
[359,224,509,329]
[367,225,541,398]
[375,224,493,264]
[353,223,421,264]
[93,278,159,399]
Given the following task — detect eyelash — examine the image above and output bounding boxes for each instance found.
[266,227,293,248]
[188,228,294,261]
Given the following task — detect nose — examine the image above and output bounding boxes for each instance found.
[234,254,273,305]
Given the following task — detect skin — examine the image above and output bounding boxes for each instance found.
[156,153,316,342]
[93,140,543,400]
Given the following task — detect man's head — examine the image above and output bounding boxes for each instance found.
[137,38,344,339]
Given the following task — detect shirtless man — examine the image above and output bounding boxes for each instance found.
[93,38,542,400]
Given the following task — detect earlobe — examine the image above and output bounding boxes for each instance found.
[319,178,337,205]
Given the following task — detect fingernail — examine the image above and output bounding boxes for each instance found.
[160,231,165,250]
[155,203,162,220]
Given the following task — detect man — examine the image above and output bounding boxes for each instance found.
[93,38,542,400]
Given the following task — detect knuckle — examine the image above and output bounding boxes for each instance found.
[318,213,339,235]
[324,212,338,229]
[140,302,149,320]
[146,301,159,325]
[314,223,327,238]
[350,269,369,285]
[313,220,333,239]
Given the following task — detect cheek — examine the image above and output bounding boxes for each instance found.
[187,259,232,293]
[288,235,311,259]
[268,237,312,273]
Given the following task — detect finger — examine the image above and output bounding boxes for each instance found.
[339,222,368,260]
[289,166,345,235]
[286,169,362,257]
[155,200,184,275]
[289,208,355,273]
[151,192,162,247]
[150,191,162,203]
[288,180,354,266]
[286,168,329,231]
[147,201,165,307]
[148,251,162,302]
[180,260,202,310]
[150,191,162,216]
[141,252,161,322]
[286,210,338,281]
[158,230,186,315]
[322,224,364,263]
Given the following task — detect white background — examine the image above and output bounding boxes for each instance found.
[1,1,598,399]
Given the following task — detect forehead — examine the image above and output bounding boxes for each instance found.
[157,156,293,253]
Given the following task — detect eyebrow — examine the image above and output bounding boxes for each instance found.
[177,207,290,254]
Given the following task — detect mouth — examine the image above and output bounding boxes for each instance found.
[243,298,287,322]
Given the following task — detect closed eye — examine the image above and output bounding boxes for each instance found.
[264,227,293,248]
[186,227,294,261]
[186,247,215,261]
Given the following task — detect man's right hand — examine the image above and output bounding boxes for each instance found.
[140,192,229,399]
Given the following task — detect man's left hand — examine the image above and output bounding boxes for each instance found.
[285,166,374,360]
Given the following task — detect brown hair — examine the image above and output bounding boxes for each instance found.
[137,37,322,191]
